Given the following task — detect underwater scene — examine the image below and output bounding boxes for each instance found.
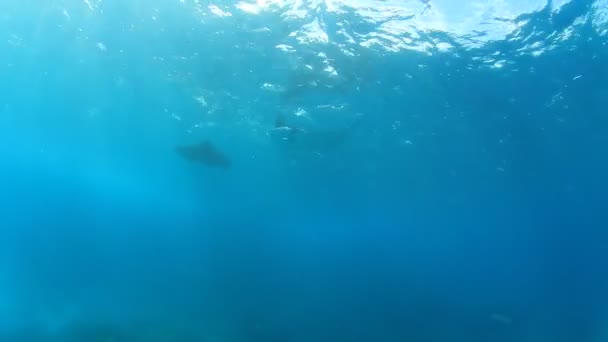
[1,0,607,341]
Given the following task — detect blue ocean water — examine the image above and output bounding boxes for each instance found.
[1,0,607,340]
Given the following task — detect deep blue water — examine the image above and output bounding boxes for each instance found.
[1,0,607,341]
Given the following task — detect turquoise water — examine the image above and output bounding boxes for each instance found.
[1,0,607,341]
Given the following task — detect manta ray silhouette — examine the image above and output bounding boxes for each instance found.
[174,140,231,168]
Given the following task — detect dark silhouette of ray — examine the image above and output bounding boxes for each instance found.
[175,140,231,168]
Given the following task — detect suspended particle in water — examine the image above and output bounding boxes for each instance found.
[194,95,208,107]
[490,313,512,325]
[401,139,413,146]
[7,34,23,47]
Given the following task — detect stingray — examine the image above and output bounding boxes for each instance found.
[174,140,231,168]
